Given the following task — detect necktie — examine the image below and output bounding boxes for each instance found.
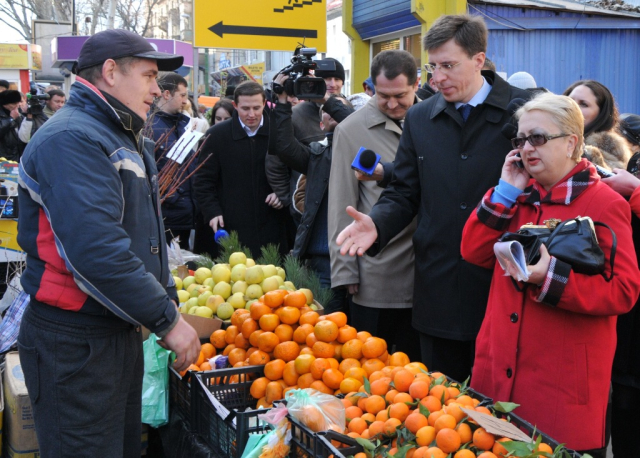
[458,104,472,123]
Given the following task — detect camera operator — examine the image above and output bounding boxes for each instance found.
[269,74,354,313]
[17,86,51,144]
[0,89,24,161]
[43,89,66,118]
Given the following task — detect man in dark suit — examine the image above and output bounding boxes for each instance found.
[195,81,288,259]
[335,14,529,382]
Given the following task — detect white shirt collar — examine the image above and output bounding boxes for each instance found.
[455,76,492,109]
[238,116,263,137]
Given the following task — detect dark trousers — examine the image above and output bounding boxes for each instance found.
[611,381,640,458]
[306,255,348,315]
[419,333,475,383]
[349,299,421,363]
[18,301,144,458]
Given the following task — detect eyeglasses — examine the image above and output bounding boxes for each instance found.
[511,133,570,150]
[424,62,462,74]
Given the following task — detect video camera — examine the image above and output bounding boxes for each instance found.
[273,46,335,100]
[26,81,49,116]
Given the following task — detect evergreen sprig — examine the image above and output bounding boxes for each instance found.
[213,230,252,264]
[256,244,282,267]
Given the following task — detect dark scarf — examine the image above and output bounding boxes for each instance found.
[100,90,145,135]
[518,159,599,207]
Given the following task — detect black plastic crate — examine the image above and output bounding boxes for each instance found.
[445,375,493,406]
[192,365,272,458]
[494,410,582,457]
[169,365,194,427]
[316,430,364,458]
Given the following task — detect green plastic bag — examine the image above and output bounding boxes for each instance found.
[141,333,172,427]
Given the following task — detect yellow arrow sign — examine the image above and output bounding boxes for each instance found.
[194,0,327,51]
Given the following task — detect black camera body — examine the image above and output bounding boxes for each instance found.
[276,47,327,100]
[26,82,49,116]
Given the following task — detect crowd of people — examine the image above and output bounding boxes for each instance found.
[2,13,640,458]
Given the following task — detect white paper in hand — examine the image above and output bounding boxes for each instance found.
[166,118,204,164]
[494,241,530,282]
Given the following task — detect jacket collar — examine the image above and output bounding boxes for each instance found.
[429,70,512,125]
[231,110,269,140]
[364,95,418,136]
[68,77,145,139]
[519,159,600,206]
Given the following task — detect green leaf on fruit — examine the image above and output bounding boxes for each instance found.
[418,402,430,417]
[493,401,520,413]
[364,376,371,395]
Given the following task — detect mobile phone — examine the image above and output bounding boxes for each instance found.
[515,152,524,169]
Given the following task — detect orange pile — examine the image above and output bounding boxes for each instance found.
[195,289,558,457]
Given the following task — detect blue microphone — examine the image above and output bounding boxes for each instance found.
[214,229,229,243]
[351,147,381,176]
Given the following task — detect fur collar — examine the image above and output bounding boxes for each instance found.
[584,130,632,171]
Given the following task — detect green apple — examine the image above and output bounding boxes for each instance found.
[228,292,246,309]
[177,290,190,304]
[173,276,183,290]
[261,264,278,278]
[261,276,280,293]
[276,267,286,281]
[229,252,247,267]
[197,290,213,307]
[245,284,263,300]
[231,264,247,282]
[203,277,215,289]
[205,295,224,314]
[212,281,231,299]
[182,276,196,290]
[194,267,212,284]
[216,302,234,320]
[194,306,214,318]
[245,266,265,285]
[212,265,231,283]
[284,281,296,290]
[232,280,248,295]
[185,297,199,313]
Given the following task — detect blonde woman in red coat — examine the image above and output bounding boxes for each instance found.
[461,92,640,454]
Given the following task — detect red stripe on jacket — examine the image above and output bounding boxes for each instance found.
[34,208,88,310]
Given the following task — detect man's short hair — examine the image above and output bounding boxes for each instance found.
[483,57,496,72]
[0,80,10,90]
[370,50,418,87]
[157,72,188,95]
[76,56,142,84]
[48,89,66,99]
[423,14,488,58]
[234,81,265,103]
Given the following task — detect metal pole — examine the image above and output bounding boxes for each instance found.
[193,46,199,99]
[72,0,77,35]
[204,49,210,96]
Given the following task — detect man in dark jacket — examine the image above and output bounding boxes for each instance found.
[336,14,529,382]
[270,74,354,312]
[195,81,288,259]
[17,29,200,457]
[0,89,24,161]
[148,72,197,248]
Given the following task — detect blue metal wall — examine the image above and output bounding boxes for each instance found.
[478,4,640,114]
[353,0,420,39]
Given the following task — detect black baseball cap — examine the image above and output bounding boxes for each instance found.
[75,29,183,73]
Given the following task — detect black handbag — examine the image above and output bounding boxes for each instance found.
[499,217,616,281]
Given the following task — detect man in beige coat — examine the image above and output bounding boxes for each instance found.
[328,50,419,358]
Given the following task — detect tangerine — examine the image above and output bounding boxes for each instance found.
[264,359,286,381]
[278,306,301,325]
[362,337,387,359]
[284,290,307,308]
[341,339,364,360]
[264,290,286,308]
[436,428,461,453]
[473,427,495,450]
[405,412,429,434]
[297,373,315,389]
[225,326,239,345]
[259,313,280,331]
[314,320,339,343]
[227,348,247,366]
[299,311,320,326]
[210,329,227,349]
[250,377,269,398]
[257,332,280,353]
[415,425,436,447]
[312,341,335,358]
[248,350,270,365]
[325,311,348,328]
[283,361,299,386]
[274,324,293,343]
[273,341,300,362]
[310,358,332,379]
[322,368,344,389]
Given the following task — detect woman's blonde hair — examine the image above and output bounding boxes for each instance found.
[516,93,584,162]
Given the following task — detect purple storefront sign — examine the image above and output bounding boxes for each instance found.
[52,36,193,68]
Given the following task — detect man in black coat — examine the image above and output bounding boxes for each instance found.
[335,14,529,382]
[195,81,288,259]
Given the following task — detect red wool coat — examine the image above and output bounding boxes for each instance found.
[461,160,640,450]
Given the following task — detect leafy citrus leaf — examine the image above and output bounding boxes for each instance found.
[493,401,520,413]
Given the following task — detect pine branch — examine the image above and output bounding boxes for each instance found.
[256,244,281,267]
[213,231,252,264]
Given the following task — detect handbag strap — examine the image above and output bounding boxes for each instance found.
[594,221,616,282]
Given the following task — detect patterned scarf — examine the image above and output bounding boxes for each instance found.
[518,160,599,207]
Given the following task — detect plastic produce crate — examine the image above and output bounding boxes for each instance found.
[192,365,271,458]
[445,375,493,406]
[494,410,582,457]
[169,366,194,427]
[316,430,364,458]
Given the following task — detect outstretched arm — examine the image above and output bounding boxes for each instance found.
[335,206,379,257]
